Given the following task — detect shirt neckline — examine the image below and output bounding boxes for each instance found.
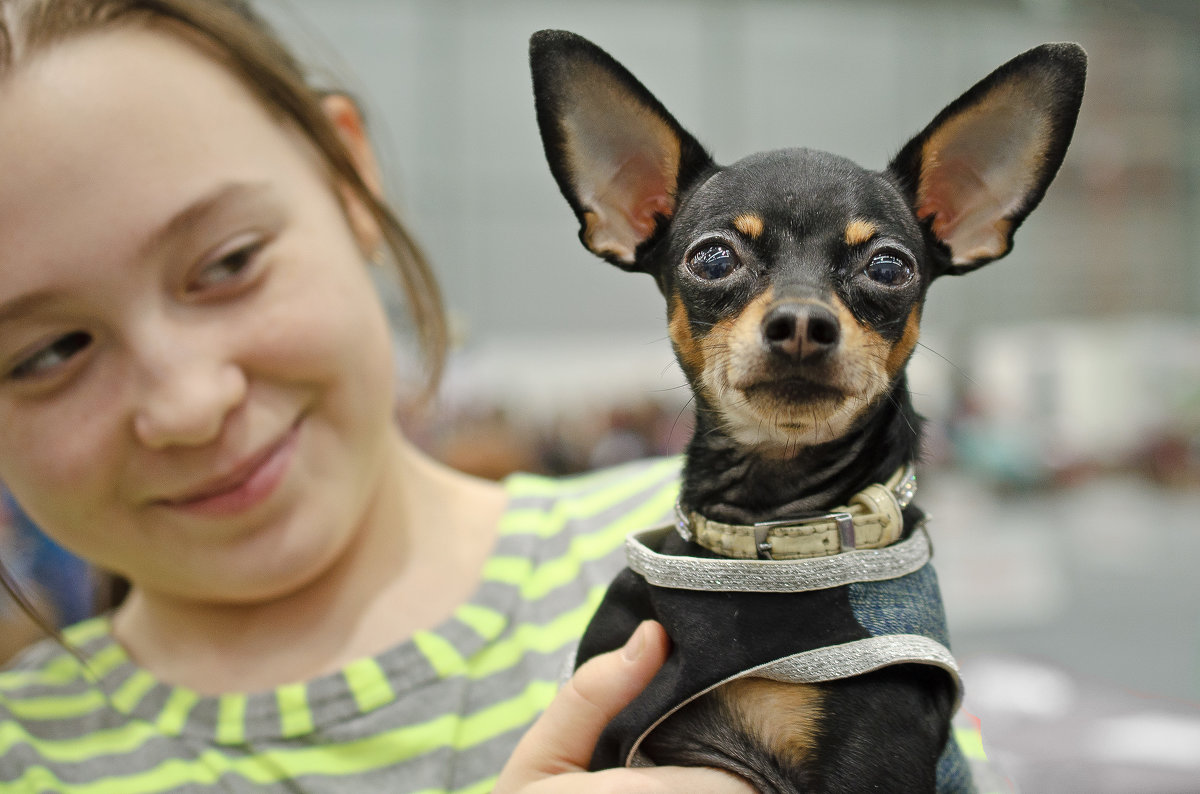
[59,472,544,743]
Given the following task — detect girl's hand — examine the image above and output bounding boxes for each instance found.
[494,620,757,793]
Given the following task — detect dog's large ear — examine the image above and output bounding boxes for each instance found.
[530,30,714,271]
[889,44,1086,275]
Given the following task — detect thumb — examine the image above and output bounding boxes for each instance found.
[495,620,669,789]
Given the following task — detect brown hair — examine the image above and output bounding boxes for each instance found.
[0,0,447,647]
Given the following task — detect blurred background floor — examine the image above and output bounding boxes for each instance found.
[926,473,1200,792]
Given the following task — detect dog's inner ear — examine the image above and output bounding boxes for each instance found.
[557,65,682,265]
[896,46,1083,272]
[914,82,1053,265]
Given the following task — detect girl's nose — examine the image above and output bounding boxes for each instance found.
[130,335,248,450]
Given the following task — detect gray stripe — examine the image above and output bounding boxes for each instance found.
[459,650,570,716]
[626,523,932,592]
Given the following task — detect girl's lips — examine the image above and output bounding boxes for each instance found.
[162,422,300,518]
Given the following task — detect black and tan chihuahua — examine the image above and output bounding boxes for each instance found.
[530,30,1084,793]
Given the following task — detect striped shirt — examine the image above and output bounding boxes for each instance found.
[0,458,684,793]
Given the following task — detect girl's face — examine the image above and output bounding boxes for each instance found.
[0,28,400,603]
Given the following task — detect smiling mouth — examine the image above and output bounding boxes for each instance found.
[157,420,301,516]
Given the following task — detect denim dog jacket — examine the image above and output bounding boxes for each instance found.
[574,509,974,792]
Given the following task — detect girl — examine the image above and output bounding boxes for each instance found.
[0,1,750,791]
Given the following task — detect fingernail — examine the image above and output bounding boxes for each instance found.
[622,621,649,661]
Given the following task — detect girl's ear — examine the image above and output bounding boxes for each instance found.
[320,93,384,256]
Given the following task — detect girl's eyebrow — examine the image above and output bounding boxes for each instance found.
[0,182,276,328]
[139,180,275,258]
[0,289,55,330]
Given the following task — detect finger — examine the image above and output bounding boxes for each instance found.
[496,620,670,789]
[587,765,760,794]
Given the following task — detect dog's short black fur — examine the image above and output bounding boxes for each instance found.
[530,31,1084,793]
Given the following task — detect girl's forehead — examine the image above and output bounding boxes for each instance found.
[0,26,310,271]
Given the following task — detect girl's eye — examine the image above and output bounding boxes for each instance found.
[8,331,92,381]
[687,244,741,281]
[190,237,265,292]
[864,251,914,287]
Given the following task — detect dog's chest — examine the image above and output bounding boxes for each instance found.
[577,512,969,786]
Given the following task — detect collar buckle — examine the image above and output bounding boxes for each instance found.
[752,510,856,559]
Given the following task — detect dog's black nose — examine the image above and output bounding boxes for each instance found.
[762,303,840,359]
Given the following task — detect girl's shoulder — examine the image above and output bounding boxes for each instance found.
[0,617,119,774]
[0,616,112,694]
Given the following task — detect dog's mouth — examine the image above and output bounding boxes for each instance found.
[742,377,844,405]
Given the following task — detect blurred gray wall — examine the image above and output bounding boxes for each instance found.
[257,0,1199,361]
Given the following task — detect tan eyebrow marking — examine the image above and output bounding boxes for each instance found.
[844,218,878,246]
[733,213,765,240]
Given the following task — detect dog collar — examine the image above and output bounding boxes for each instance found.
[674,464,917,560]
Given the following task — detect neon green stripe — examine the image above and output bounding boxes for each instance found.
[2,628,121,696]
[501,459,680,538]
[277,683,314,738]
[0,654,85,689]
[87,643,128,677]
[483,482,672,597]
[1,715,164,761]
[0,593,597,760]
[455,603,507,640]
[954,724,987,760]
[481,555,532,585]
[5,678,559,790]
[343,657,394,713]
[0,686,106,719]
[154,687,198,736]
[569,473,678,525]
[215,693,246,745]
[496,458,677,545]
[466,585,605,679]
[455,679,555,746]
[520,484,675,602]
[497,506,553,537]
[15,750,226,793]
[111,669,157,713]
[412,631,466,679]
[62,617,111,645]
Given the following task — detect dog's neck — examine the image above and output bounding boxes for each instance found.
[680,377,923,525]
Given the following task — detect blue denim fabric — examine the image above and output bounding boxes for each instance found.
[851,564,974,793]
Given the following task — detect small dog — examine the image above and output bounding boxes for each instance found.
[530,31,1084,793]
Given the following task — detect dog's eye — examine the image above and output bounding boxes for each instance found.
[687,244,740,281]
[864,251,914,286]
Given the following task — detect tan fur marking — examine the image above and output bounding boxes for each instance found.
[723,287,776,358]
[885,307,922,379]
[843,218,877,246]
[713,291,894,452]
[718,678,824,766]
[733,213,765,240]
[668,294,705,378]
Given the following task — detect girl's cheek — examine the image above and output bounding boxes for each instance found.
[0,375,123,514]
